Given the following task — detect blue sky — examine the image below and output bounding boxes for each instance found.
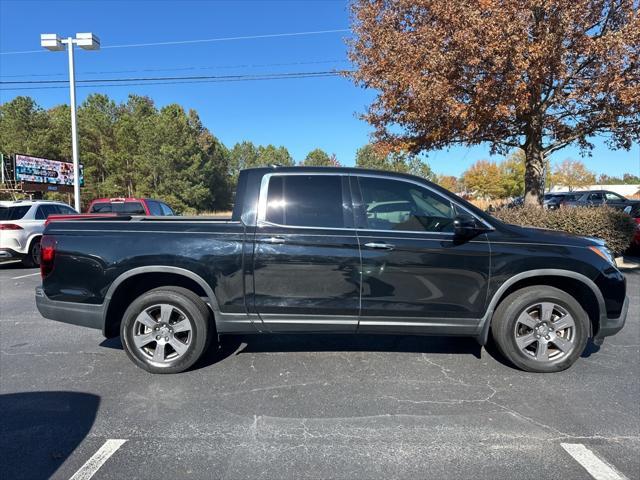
[0,0,638,177]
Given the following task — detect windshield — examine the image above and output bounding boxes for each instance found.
[90,201,146,214]
[0,205,30,220]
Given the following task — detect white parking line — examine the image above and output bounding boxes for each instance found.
[561,443,629,480]
[10,272,40,280]
[69,439,127,480]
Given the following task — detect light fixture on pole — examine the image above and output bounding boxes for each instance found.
[40,32,100,212]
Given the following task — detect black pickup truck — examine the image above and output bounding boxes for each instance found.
[36,167,628,373]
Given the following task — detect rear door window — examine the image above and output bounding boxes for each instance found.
[57,205,77,214]
[146,200,163,216]
[265,175,345,228]
[589,193,603,200]
[0,205,30,220]
[35,204,60,219]
[160,203,174,216]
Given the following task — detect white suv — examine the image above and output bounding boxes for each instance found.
[0,200,77,267]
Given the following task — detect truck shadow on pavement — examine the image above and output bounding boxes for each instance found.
[0,391,100,480]
[101,333,490,370]
[101,332,605,372]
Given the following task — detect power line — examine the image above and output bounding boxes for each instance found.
[0,70,349,85]
[0,28,351,55]
[0,71,351,91]
[0,59,349,79]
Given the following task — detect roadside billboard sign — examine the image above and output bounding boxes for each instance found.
[14,153,84,187]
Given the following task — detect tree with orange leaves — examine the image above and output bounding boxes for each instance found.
[462,160,505,198]
[552,159,596,190]
[348,0,639,205]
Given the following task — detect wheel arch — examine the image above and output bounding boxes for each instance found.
[25,233,42,253]
[477,269,606,345]
[102,266,220,338]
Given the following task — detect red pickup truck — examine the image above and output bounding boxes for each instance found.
[87,198,174,216]
[45,198,176,227]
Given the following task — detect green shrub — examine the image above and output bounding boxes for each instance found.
[492,206,636,255]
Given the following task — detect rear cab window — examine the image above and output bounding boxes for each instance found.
[90,201,146,215]
[89,202,112,213]
[264,174,347,228]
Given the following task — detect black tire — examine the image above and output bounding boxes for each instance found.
[491,286,589,373]
[120,286,214,374]
[21,237,41,268]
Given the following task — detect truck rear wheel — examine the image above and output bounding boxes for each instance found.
[491,286,589,373]
[120,286,213,373]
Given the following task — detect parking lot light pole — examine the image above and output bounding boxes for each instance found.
[40,33,100,212]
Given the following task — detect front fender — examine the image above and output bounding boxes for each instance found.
[476,269,606,345]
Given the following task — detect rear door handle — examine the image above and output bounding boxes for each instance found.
[364,242,395,250]
[263,236,286,244]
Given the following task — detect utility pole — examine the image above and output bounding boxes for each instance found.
[40,33,100,212]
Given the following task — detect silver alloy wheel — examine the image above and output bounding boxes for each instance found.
[513,302,576,362]
[132,304,193,364]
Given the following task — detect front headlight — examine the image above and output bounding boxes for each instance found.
[588,245,616,265]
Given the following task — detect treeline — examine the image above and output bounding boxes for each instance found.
[0,94,436,212]
[1,95,230,213]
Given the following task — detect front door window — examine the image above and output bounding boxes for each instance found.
[358,176,456,232]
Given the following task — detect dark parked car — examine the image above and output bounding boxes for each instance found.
[505,193,570,210]
[560,190,635,209]
[543,192,571,210]
[36,167,628,374]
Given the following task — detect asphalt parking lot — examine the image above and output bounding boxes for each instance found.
[0,262,638,480]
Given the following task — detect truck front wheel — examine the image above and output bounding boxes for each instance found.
[120,286,213,373]
[490,286,589,373]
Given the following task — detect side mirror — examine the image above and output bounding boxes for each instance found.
[453,214,483,237]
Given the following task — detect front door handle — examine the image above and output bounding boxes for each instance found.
[263,236,286,244]
[364,242,395,250]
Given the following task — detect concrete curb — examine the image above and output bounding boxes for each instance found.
[616,256,640,269]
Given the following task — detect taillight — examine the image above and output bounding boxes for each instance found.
[40,235,56,279]
[0,224,23,230]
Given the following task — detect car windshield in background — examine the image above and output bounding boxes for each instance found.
[0,205,30,220]
[90,202,146,214]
